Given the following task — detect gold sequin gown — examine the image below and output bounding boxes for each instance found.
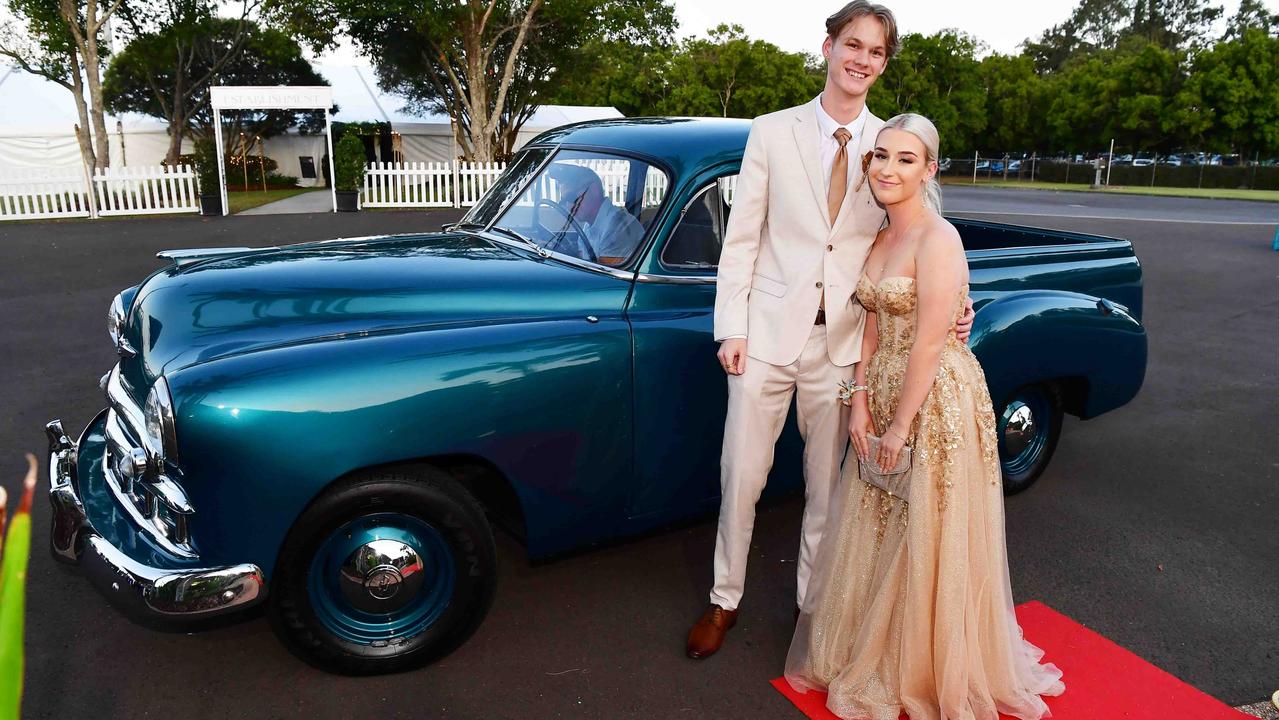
[784,275,1064,720]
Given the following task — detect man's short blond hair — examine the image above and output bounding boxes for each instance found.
[826,1,900,59]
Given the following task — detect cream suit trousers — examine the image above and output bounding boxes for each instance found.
[710,324,853,611]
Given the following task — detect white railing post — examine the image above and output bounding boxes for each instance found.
[455,160,465,208]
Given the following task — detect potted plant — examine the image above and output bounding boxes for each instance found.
[334,132,366,212]
[193,137,222,216]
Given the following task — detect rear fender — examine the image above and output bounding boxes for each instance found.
[969,290,1147,419]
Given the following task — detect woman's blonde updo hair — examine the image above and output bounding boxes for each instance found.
[879,113,943,213]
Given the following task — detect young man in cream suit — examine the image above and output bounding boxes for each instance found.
[686,1,972,659]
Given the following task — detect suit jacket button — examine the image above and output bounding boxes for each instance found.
[816,282,823,289]
[827,245,834,252]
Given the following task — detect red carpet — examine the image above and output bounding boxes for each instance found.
[772,601,1251,720]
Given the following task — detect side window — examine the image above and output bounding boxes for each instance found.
[660,174,738,271]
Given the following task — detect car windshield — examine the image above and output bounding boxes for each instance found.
[461,148,670,267]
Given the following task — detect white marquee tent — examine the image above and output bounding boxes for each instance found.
[0,62,622,180]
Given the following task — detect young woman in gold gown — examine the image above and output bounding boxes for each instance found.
[784,114,1065,720]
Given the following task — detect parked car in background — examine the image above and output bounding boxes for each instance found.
[938,157,952,172]
[1132,157,1154,168]
[47,118,1148,676]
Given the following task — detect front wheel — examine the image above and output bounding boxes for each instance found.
[268,469,496,675]
[997,384,1064,495]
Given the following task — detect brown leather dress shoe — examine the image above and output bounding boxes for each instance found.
[686,604,739,659]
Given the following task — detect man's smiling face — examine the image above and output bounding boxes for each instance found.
[823,15,889,99]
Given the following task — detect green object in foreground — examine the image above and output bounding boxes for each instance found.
[0,454,37,720]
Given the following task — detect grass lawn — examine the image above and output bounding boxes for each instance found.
[226,188,320,214]
[941,178,1279,202]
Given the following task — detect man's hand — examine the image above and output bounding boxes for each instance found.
[955,297,975,344]
[717,338,747,375]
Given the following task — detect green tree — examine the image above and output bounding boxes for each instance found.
[1107,42,1187,152]
[1024,0,1223,72]
[1043,54,1111,152]
[657,24,822,118]
[978,53,1047,152]
[1177,28,1279,159]
[542,39,674,116]
[1041,44,1187,155]
[1128,0,1222,51]
[103,16,330,163]
[869,30,987,154]
[270,0,677,161]
[0,0,127,170]
[1223,0,1278,40]
[1022,0,1131,72]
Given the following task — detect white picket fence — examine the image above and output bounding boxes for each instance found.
[3,159,704,221]
[361,161,455,208]
[361,160,673,210]
[0,168,93,221]
[93,165,199,217]
[457,161,507,207]
[1,164,200,221]
[361,161,508,209]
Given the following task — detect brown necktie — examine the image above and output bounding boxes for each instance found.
[828,127,852,223]
[822,128,852,312]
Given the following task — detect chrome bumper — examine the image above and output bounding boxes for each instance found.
[47,417,266,622]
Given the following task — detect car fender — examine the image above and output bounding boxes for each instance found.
[167,316,634,577]
[969,289,1147,419]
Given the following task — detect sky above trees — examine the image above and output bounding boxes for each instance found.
[309,0,1278,63]
[672,0,1275,54]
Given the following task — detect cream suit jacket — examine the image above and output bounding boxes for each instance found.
[714,98,887,367]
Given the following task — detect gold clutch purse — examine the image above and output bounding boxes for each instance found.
[858,434,912,500]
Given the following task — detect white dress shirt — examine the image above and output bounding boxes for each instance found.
[814,94,868,193]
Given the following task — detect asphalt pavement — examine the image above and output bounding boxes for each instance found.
[944,184,1279,225]
[0,191,1276,719]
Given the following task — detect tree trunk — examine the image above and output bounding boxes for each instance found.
[68,49,97,173]
[83,36,111,169]
[467,120,494,162]
[165,123,184,165]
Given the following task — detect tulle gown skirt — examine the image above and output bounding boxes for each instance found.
[784,343,1064,720]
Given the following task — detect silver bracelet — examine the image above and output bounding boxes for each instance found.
[837,380,870,406]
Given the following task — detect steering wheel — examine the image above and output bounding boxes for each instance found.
[534,198,597,263]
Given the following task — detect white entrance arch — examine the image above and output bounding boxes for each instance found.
[209,86,337,215]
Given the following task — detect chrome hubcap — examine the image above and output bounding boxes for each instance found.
[339,539,425,614]
[1002,401,1036,458]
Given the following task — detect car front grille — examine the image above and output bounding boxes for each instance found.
[103,365,197,558]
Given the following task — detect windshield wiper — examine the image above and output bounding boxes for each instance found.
[486,225,549,258]
[444,220,487,232]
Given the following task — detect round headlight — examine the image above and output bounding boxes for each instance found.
[108,293,125,347]
[144,377,179,462]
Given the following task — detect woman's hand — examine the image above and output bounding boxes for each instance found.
[848,395,873,462]
[877,424,909,472]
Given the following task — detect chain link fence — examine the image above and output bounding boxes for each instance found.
[941,151,1279,191]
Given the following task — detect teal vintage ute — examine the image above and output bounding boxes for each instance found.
[46,117,1146,674]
